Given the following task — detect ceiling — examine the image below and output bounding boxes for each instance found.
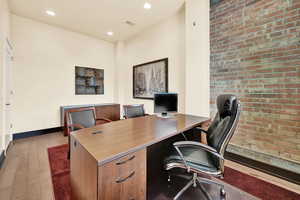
[9,0,185,43]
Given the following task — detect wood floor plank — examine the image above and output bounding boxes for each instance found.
[0,158,18,189]
[10,163,28,200]
[0,187,12,200]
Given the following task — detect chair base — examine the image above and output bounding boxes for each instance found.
[169,173,226,200]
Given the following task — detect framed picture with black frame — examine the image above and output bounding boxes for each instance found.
[133,58,168,100]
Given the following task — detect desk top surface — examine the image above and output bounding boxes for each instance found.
[72,114,209,165]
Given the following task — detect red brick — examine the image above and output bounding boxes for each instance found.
[285,84,300,88]
[210,0,300,162]
[273,67,296,72]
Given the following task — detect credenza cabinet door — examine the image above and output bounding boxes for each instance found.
[95,104,120,121]
[98,149,146,200]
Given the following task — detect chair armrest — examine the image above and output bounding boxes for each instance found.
[195,127,209,134]
[97,117,112,122]
[68,123,85,129]
[173,141,224,160]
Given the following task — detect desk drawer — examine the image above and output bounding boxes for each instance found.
[98,148,146,200]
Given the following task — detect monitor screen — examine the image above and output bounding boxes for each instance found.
[154,93,178,113]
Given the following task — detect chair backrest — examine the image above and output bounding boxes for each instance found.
[67,107,96,131]
[207,94,241,155]
[123,104,145,119]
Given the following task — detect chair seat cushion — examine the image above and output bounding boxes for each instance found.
[164,146,219,173]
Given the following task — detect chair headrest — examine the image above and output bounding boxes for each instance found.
[217,94,237,119]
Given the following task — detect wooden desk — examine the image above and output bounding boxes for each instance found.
[70,114,209,200]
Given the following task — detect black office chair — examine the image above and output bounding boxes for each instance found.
[164,94,241,200]
[123,104,148,119]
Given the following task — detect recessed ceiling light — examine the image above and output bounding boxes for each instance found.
[46,10,56,16]
[107,31,114,36]
[144,2,152,9]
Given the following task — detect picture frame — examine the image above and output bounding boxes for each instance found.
[133,58,168,99]
[75,66,104,95]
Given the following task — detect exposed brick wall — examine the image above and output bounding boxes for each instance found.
[210,0,300,164]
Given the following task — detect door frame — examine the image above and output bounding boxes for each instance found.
[2,38,13,154]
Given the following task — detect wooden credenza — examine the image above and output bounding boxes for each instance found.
[94,104,120,122]
[70,114,209,200]
[61,103,120,136]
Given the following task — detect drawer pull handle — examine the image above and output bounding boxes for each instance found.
[116,155,135,165]
[115,171,135,183]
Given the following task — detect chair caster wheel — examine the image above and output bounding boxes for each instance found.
[220,188,226,197]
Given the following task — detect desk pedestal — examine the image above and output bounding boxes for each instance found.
[70,135,146,200]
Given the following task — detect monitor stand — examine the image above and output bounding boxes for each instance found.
[161,112,168,117]
[157,112,174,118]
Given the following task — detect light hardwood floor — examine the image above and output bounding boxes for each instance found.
[0,132,67,200]
[0,132,299,200]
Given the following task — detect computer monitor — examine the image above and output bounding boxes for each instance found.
[154,93,178,116]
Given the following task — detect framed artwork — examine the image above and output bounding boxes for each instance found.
[75,66,104,95]
[133,58,168,99]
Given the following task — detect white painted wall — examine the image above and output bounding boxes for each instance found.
[0,0,11,151]
[10,0,210,133]
[11,15,116,133]
[117,9,186,114]
[185,0,210,117]
[114,41,126,106]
